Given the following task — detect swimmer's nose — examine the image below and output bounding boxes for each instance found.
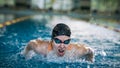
[60,43,65,48]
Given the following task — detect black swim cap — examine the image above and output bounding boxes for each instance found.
[52,23,71,39]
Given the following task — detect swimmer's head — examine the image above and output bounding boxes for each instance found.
[52,23,71,39]
[51,23,71,56]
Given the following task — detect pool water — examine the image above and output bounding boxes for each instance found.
[0,14,120,68]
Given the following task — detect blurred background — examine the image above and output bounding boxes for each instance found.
[0,0,120,20]
[0,0,120,25]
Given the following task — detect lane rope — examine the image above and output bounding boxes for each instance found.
[95,23,120,33]
[0,16,32,28]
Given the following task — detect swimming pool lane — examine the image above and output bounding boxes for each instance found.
[0,14,120,68]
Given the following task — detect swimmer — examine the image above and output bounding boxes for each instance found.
[23,23,94,62]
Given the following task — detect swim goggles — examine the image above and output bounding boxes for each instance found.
[53,38,71,44]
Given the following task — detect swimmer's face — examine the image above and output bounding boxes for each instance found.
[53,35,71,57]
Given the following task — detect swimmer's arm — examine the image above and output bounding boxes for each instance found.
[23,40,36,56]
[77,45,94,62]
[84,47,94,62]
[23,40,48,57]
[23,43,32,56]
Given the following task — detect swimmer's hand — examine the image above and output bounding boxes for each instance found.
[85,47,94,63]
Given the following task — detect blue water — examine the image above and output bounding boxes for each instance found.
[0,14,120,68]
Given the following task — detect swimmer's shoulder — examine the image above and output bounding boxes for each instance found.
[69,43,88,50]
[70,43,91,55]
[28,39,50,47]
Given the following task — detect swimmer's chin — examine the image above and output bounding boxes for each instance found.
[57,52,65,57]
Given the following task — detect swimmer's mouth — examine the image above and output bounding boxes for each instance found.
[58,49,65,56]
